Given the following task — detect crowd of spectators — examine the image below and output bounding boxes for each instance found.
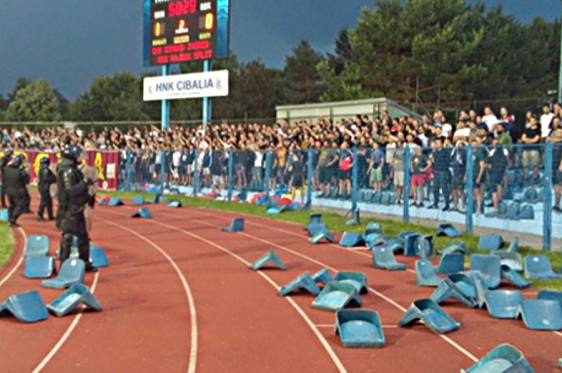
[3,103,562,214]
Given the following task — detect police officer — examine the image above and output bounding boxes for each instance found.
[0,150,14,208]
[21,159,33,214]
[3,154,27,227]
[37,156,57,222]
[57,145,97,272]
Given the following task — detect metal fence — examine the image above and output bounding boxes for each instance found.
[118,143,561,251]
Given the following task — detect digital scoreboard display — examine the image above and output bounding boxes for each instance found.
[143,0,230,66]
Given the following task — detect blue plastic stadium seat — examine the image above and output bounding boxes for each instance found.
[483,290,523,319]
[24,256,55,279]
[221,218,244,232]
[496,237,519,254]
[414,235,434,259]
[537,289,562,304]
[519,205,534,220]
[402,232,422,257]
[335,309,385,348]
[500,264,529,288]
[0,290,49,323]
[131,208,152,218]
[333,272,368,294]
[436,253,465,275]
[496,252,523,272]
[518,299,562,331]
[478,234,504,251]
[415,259,443,287]
[309,230,336,244]
[90,246,109,268]
[505,202,520,220]
[167,199,182,208]
[311,268,333,285]
[436,224,461,238]
[346,209,360,226]
[461,344,535,373]
[108,198,124,207]
[41,259,85,289]
[469,254,501,289]
[372,246,407,271]
[250,250,286,271]
[430,274,477,308]
[524,255,562,280]
[47,284,103,317]
[365,222,383,236]
[0,209,8,221]
[307,223,327,237]
[304,213,322,229]
[382,237,404,253]
[25,235,50,257]
[279,272,320,296]
[399,298,460,335]
[312,281,362,312]
[132,196,144,205]
[266,205,286,214]
[438,240,470,256]
[339,232,365,248]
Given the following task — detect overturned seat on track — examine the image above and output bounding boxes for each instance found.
[90,246,110,268]
[309,230,336,244]
[478,234,504,251]
[307,223,327,237]
[335,309,385,348]
[436,224,462,238]
[41,259,85,289]
[0,290,49,323]
[518,299,562,331]
[221,218,244,232]
[438,240,470,256]
[312,281,362,312]
[435,253,465,275]
[524,255,562,280]
[47,283,103,317]
[430,274,478,308]
[131,208,152,219]
[483,290,523,319]
[251,251,286,271]
[333,272,368,294]
[500,264,529,288]
[469,254,501,289]
[415,259,442,287]
[24,235,49,257]
[460,343,535,373]
[303,213,322,231]
[399,298,460,335]
[24,256,56,279]
[132,196,145,205]
[312,268,333,285]
[278,272,320,296]
[339,232,365,248]
[372,246,407,271]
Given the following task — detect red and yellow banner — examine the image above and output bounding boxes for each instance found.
[0,150,120,191]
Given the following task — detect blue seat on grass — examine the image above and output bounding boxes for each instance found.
[524,255,562,280]
[518,300,562,331]
[131,208,152,219]
[402,233,422,256]
[279,272,320,296]
[306,213,322,227]
[311,268,333,285]
[346,209,360,226]
[266,205,286,214]
[365,222,383,237]
[414,235,434,259]
[469,254,501,289]
[335,309,385,348]
[483,290,523,319]
[415,259,442,287]
[221,218,244,232]
[496,252,523,272]
[0,209,8,221]
[500,264,529,288]
[333,272,368,294]
[372,246,407,271]
[90,246,109,268]
[436,224,461,238]
[399,298,460,335]
[24,256,55,279]
[364,232,384,245]
[382,237,404,253]
[496,237,519,254]
[47,284,103,317]
[339,232,365,248]
[438,240,470,256]
[41,259,85,289]
[25,235,49,257]
[461,344,535,373]
[108,198,124,207]
[537,289,562,304]
[312,281,362,312]
[478,234,504,251]
[309,230,336,244]
[0,290,49,323]
[132,196,144,205]
[250,251,286,271]
[436,253,465,275]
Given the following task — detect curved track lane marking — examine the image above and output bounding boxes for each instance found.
[0,228,27,287]
[160,209,479,363]
[99,218,198,373]
[103,209,348,373]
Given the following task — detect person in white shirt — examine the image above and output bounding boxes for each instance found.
[482,107,499,134]
[541,103,555,140]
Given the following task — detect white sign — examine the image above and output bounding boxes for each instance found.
[143,70,229,101]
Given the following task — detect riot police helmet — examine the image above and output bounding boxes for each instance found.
[62,144,84,162]
[39,156,50,166]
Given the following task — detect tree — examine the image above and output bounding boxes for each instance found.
[326,28,352,76]
[284,40,325,104]
[237,59,285,119]
[6,79,62,122]
[70,72,148,121]
[8,77,31,102]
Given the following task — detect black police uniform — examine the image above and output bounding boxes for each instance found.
[0,151,13,208]
[2,159,27,227]
[37,163,57,221]
[21,166,32,213]
[57,150,97,272]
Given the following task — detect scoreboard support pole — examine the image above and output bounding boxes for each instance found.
[202,59,212,134]
[161,64,171,131]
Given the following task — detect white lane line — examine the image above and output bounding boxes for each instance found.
[32,272,100,373]
[0,227,27,287]
[165,209,479,363]
[100,219,199,373]
[315,324,398,329]
[103,209,348,373]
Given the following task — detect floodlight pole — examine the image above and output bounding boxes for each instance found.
[202,59,212,134]
[161,64,171,131]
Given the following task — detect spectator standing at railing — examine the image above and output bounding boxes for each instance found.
[338,141,352,199]
[541,103,555,141]
[450,141,466,212]
[392,139,405,205]
[367,140,385,193]
[498,107,516,142]
[428,137,452,211]
[482,107,500,135]
[486,139,509,216]
[288,152,304,203]
[550,120,562,212]
[411,145,431,207]
[470,138,486,215]
[521,116,541,184]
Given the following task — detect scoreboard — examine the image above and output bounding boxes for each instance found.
[143,0,230,66]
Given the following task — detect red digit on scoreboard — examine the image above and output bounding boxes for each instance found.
[189,0,196,13]
[168,1,175,17]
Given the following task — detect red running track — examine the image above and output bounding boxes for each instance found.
[0,196,560,372]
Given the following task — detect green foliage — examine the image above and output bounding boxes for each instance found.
[0,220,14,267]
[284,40,326,104]
[6,79,62,122]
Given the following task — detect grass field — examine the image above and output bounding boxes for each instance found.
[99,190,561,291]
[0,223,14,268]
